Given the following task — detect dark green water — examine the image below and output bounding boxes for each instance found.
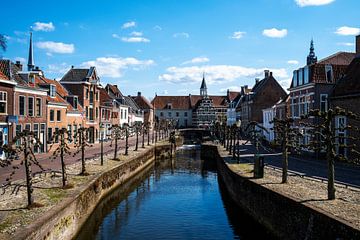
[77,146,274,240]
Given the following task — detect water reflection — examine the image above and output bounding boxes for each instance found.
[76,145,274,240]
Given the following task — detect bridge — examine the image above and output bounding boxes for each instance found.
[177,128,212,144]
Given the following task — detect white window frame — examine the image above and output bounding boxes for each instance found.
[0,91,7,114]
[35,97,42,117]
[49,109,55,122]
[19,95,26,116]
[320,94,328,112]
[28,96,34,117]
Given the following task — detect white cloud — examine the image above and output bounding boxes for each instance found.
[122,21,136,29]
[32,22,55,32]
[162,90,168,95]
[159,65,288,85]
[154,25,162,31]
[287,60,299,65]
[230,31,246,39]
[182,57,210,65]
[81,57,154,78]
[295,0,335,7]
[173,32,190,38]
[220,86,242,93]
[121,37,150,43]
[47,62,71,74]
[263,28,288,38]
[113,33,150,43]
[335,26,360,36]
[14,57,26,63]
[337,42,355,46]
[36,41,75,54]
[131,31,143,37]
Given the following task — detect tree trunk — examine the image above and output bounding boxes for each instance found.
[60,133,67,187]
[81,131,86,175]
[282,130,289,184]
[135,131,138,151]
[125,128,129,155]
[24,138,34,207]
[114,136,118,160]
[142,127,145,148]
[100,137,104,165]
[147,128,150,146]
[327,140,336,200]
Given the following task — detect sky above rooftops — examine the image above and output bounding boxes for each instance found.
[0,0,359,100]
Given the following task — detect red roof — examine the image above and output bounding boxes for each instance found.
[132,95,153,109]
[0,71,8,80]
[318,52,355,65]
[228,91,240,101]
[152,96,191,109]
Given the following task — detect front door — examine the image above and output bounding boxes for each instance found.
[0,127,8,159]
[88,127,95,143]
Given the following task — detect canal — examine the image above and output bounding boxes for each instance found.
[77,145,275,240]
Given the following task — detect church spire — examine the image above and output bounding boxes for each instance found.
[307,38,317,65]
[200,72,208,97]
[27,32,34,71]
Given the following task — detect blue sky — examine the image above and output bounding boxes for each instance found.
[1,0,359,99]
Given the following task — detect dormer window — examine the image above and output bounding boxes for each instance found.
[166,103,172,109]
[29,75,35,84]
[74,96,78,110]
[50,85,56,98]
[325,65,333,83]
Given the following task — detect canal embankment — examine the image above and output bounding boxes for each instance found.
[202,143,360,240]
[0,142,174,240]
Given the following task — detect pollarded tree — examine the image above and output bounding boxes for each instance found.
[1,130,44,207]
[123,124,130,155]
[301,107,360,200]
[109,124,122,161]
[48,128,72,187]
[272,117,302,183]
[73,127,93,175]
[134,122,142,151]
[145,122,151,146]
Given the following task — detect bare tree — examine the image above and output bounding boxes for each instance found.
[48,128,72,187]
[301,107,359,200]
[109,124,122,160]
[2,130,44,207]
[73,127,93,175]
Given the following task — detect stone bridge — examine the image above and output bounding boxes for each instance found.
[177,128,212,144]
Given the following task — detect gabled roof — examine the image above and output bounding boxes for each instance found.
[105,84,123,98]
[124,96,141,111]
[228,91,240,102]
[152,95,192,110]
[132,95,153,110]
[99,87,113,105]
[331,56,360,97]
[318,52,355,65]
[61,67,99,82]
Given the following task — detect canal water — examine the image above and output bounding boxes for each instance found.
[77,145,274,240]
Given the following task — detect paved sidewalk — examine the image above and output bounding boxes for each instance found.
[224,140,360,188]
[0,133,162,184]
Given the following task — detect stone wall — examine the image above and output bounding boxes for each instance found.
[15,144,172,240]
[202,144,360,240]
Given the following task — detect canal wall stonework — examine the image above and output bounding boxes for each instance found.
[202,144,360,240]
[15,144,173,240]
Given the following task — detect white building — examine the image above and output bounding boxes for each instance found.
[262,106,275,142]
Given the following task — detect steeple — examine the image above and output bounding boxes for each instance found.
[306,38,317,65]
[200,72,208,97]
[27,32,35,71]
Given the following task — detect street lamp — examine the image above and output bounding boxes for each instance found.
[236,120,242,163]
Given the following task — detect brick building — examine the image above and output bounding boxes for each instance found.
[132,92,154,128]
[288,40,355,147]
[60,67,101,143]
[330,36,360,162]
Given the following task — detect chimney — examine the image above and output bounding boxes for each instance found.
[71,65,74,69]
[264,70,270,78]
[270,71,273,77]
[241,86,244,93]
[255,78,260,84]
[356,35,360,55]
[15,61,23,71]
[244,85,248,90]
[138,91,141,97]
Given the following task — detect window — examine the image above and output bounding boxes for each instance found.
[90,91,94,103]
[124,109,127,119]
[86,89,89,99]
[176,112,179,117]
[54,128,59,143]
[86,107,89,118]
[292,70,298,87]
[325,65,333,83]
[184,112,188,117]
[28,97,34,117]
[95,91,99,101]
[25,124,31,131]
[36,98,41,117]
[50,85,56,97]
[298,69,303,86]
[291,97,299,118]
[304,66,309,84]
[101,109,105,119]
[121,109,123,119]
[57,110,61,121]
[16,125,22,146]
[48,128,53,142]
[96,107,98,119]
[320,94,328,112]
[73,96,78,110]
[67,125,72,143]
[50,110,55,121]
[73,124,77,143]
[89,108,94,121]
[33,124,39,152]
[336,116,347,156]
[160,112,164,117]
[19,96,26,116]
[168,112,172,117]
[0,91,7,114]
[299,96,305,116]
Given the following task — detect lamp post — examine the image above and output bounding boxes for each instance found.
[236,120,241,163]
[100,123,104,165]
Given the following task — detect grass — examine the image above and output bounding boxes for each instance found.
[42,188,67,204]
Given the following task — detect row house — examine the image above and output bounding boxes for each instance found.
[124,96,144,126]
[288,39,356,148]
[132,92,154,127]
[60,66,101,143]
[227,87,249,126]
[105,84,129,126]
[238,70,287,129]
[330,36,360,161]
